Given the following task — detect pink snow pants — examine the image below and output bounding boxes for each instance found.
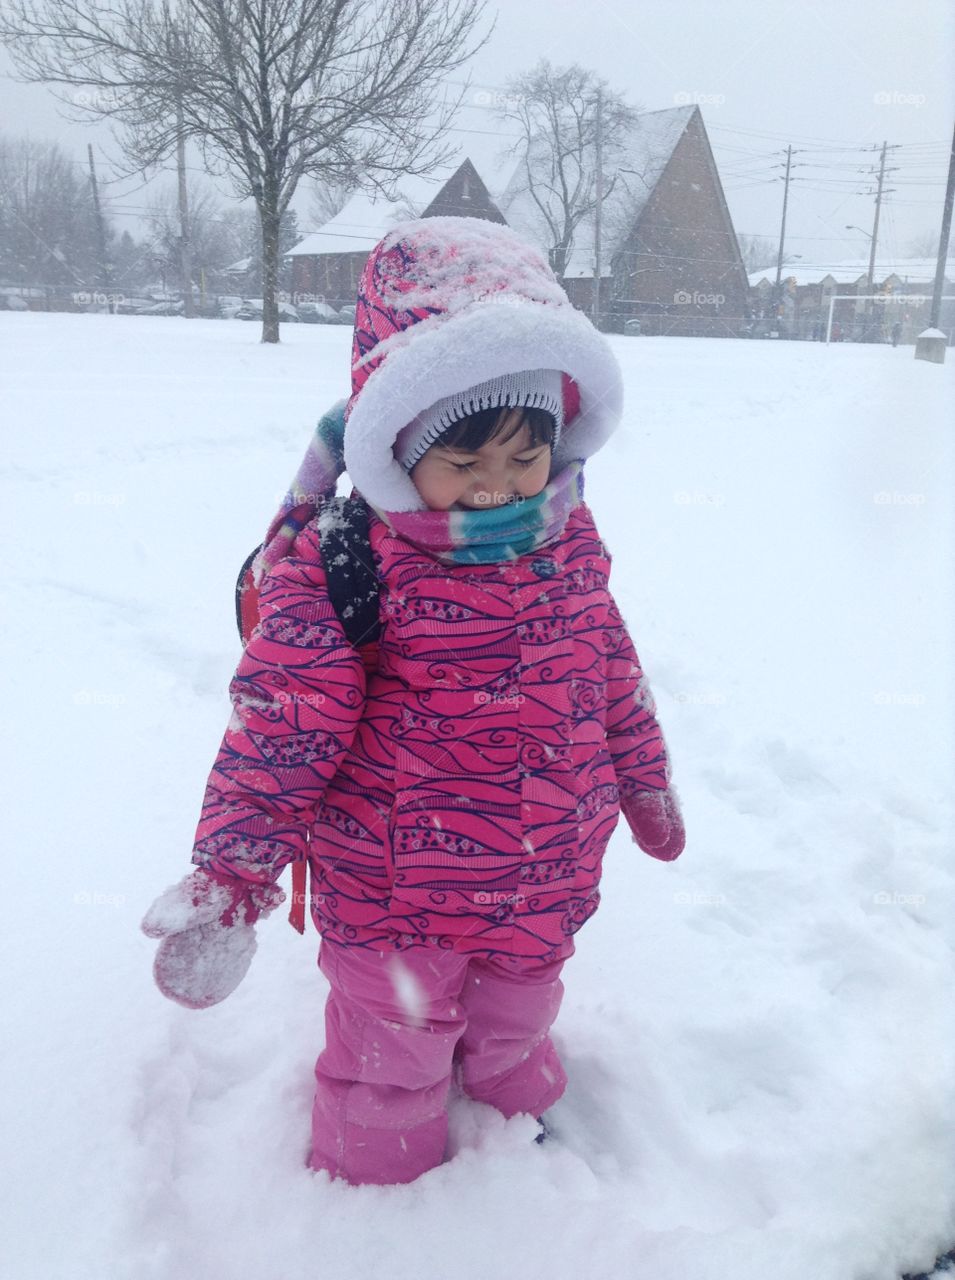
[307,936,572,1185]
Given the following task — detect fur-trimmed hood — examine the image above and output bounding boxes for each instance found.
[342,216,624,512]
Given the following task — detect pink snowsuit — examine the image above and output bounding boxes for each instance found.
[189,217,682,1183]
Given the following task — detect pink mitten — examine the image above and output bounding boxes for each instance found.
[620,787,685,861]
[141,867,285,1009]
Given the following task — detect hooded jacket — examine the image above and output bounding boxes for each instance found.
[191,216,680,962]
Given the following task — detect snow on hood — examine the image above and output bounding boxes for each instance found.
[342,216,624,512]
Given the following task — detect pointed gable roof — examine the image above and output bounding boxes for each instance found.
[497,104,697,278]
[419,158,507,222]
[287,159,507,258]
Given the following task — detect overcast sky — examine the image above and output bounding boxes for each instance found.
[1,0,953,267]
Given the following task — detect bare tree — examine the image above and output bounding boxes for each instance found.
[494,59,640,281]
[145,182,233,296]
[309,175,359,229]
[0,133,102,289]
[905,230,940,259]
[0,0,494,341]
[737,233,779,273]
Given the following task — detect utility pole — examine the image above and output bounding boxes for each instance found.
[916,120,955,363]
[176,93,195,318]
[866,142,887,294]
[928,122,955,331]
[774,146,793,290]
[87,143,111,310]
[773,145,800,333]
[861,141,898,340]
[592,85,603,331]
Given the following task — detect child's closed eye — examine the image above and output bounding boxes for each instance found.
[451,455,543,471]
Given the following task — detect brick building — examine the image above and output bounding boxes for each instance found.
[287,159,506,309]
[498,104,751,337]
[288,107,750,336]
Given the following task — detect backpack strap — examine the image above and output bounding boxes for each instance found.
[314,493,381,649]
[234,494,380,649]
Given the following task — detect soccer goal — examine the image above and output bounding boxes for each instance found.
[824,293,955,344]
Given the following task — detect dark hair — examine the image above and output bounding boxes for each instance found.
[434,404,556,456]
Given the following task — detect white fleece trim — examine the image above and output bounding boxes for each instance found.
[343,299,623,512]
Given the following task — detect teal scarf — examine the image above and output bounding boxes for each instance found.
[254,399,586,580]
[363,459,586,565]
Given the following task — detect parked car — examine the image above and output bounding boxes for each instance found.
[296,300,339,324]
[135,299,184,316]
[231,298,300,322]
[0,292,29,311]
[114,296,158,316]
[623,318,642,336]
[335,303,357,325]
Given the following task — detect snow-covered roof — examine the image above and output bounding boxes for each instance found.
[288,106,695,273]
[288,157,517,258]
[287,190,413,256]
[747,257,955,288]
[498,105,696,279]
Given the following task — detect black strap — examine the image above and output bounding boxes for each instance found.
[235,494,380,649]
[314,494,381,647]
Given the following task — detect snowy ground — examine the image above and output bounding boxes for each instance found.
[1,312,953,1280]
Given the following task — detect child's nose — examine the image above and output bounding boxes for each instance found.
[472,463,520,502]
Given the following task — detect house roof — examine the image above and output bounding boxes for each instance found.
[287,156,519,258]
[288,104,703,277]
[497,104,696,278]
[748,257,955,287]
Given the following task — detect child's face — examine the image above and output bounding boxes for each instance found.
[409,409,552,511]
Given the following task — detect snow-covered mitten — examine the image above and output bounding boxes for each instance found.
[140,867,285,1010]
[621,787,685,861]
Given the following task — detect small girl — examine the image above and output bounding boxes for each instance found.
[141,216,685,1186]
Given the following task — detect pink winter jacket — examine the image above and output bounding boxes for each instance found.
[191,495,676,963]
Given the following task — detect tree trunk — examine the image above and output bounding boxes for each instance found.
[260,195,281,344]
[551,241,568,286]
